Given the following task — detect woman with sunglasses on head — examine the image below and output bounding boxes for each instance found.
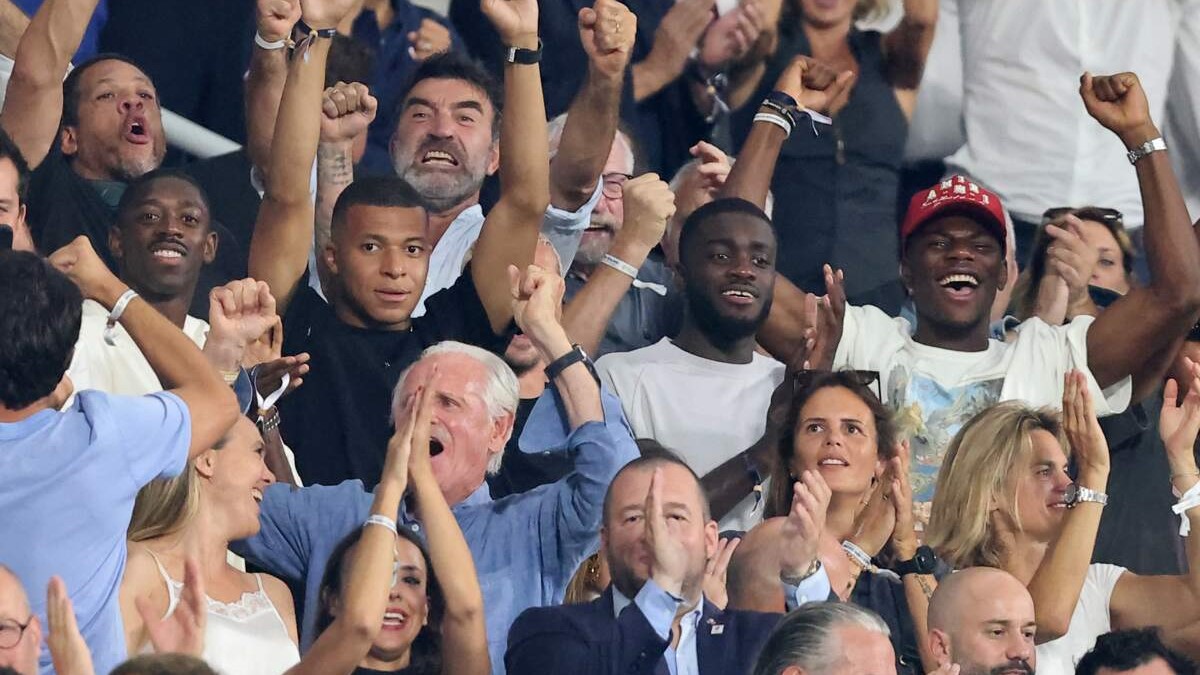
[927,367,1200,673]
[727,370,937,674]
[300,373,488,675]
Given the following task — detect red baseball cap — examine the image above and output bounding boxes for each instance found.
[900,175,1007,247]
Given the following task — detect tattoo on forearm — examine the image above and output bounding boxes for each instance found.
[316,144,354,246]
[916,574,935,600]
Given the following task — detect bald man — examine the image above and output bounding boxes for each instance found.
[928,567,1037,675]
[0,566,38,675]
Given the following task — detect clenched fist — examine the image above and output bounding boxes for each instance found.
[619,173,676,251]
[579,0,636,79]
[772,55,855,116]
[1079,71,1158,149]
[408,18,451,61]
[320,81,378,144]
[256,0,301,44]
[48,237,124,306]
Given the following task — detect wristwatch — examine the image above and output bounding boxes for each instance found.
[893,545,937,577]
[1126,137,1167,165]
[504,39,543,65]
[544,344,599,385]
[1064,483,1108,508]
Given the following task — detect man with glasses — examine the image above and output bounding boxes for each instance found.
[0,566,37,675]
[561,127,684,357]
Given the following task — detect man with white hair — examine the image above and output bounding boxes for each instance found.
[751,603,897,675]
[0,566,38,675]
[232,264,639,675]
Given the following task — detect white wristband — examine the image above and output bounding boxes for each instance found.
[1173,481,1200,536]
[255,31,288,50]
[753,112,792,138]
[364,514,398,535]
[103,289,139,346]
[602,254,639,280]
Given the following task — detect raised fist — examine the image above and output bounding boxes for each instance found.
[773,55,855,116]
[48,236,123,305]
[481,0,539,47]
[256,0,301,44]
[579,0,636,79]
[1079,71,1157,148]
[408,18,451,61]
[320,81,378,145]
[620,173,676,251]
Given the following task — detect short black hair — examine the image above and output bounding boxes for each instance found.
[61,53,149,129]
[401,52,502,139]
[110,654,219,675]
[331,175,425,235]
[0,667,24,675]
[115,168,213,229]
[326,34,375,88]
[1075,628,1196,675]
[603,447,711,524]
[677,197,775,268]
[0,126,30,204]
[0,250,82,409]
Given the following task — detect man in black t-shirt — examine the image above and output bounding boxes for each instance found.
[249,0,551,488]
[1,0,242,317]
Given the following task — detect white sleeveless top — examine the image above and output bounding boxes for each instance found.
[144,552,301,675]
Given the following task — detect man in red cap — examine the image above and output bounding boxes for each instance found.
[715,68,1200,529]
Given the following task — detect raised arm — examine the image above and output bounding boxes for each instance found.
[1085,72,1200,389]
[469,0,551,334]
[549,0,634,211]
[1025,372,1110,643]
[245,0,301,176]
[883,0,937,116]
[286,383,424,675]
[631,0,713,103]
[407,380,490,675]
[315,83,376,267]
[248,5,338,315]
[0,0,99,168]
[561,174,675,354]
[0,0,30,59]
[49,237,239,459]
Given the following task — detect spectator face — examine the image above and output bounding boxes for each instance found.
[601,463,719,601]
[62,59,166,183]
[195,418,276,540]
[354,536,430,661]
[574,136,634,268]
[0,568,39,675]
[1077,219,1131,295]
[390,78,499,212]
[902,215,1007,335]
[394,353,512,505]
[0,157,31,253]
[679,213,777,340]
[932,572,1036,675]
[326,204,430,329]
[1096,659,1178,675]
[799,0,857,28]
[831,624,898,675]
[110,176,218,300]
[503,237,562,375]
[1004,429,1072,543]
[789,386,883,497]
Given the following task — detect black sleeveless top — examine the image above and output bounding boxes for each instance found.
[733,25,909,314]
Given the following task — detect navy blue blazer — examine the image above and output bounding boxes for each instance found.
[505,587,780,675]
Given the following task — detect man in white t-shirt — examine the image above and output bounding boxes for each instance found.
[597,197,786,532]
[732,70,1200,525]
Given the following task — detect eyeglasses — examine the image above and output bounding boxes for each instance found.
[792,369,882,401]
[1041,206,1124,226]
[601,173,633,200]
[0,616,33,649]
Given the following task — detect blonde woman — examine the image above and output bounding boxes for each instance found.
[927,368,1200,674]
[118,417,300,675]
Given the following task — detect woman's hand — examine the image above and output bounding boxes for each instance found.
[1160,357,1200,493]
[1061,370,1110,488]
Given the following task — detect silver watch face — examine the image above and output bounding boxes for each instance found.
[1064,483,1080,506]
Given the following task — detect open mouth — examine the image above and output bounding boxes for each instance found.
[251,488,263,503]
[817,457,849,467]
[429,438,445,457]
[124,117,151,144]
[720,287,757,306]
[149,241,187,261]
[420,149,459,167]
[382,609,408,630]
[937,273,979,300]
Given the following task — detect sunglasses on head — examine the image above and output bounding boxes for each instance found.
[792,369,882,401]
[1041,207,1124,226]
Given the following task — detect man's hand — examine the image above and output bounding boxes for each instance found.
[702,536,740,610]
[508,264,569,358]
[47,577,94,675]
[1079,71,1159,149]
[619,173,677,251]
[698,0,766,69]
[298,0,358,29]
[48,237,125,306]
[644,467,691,597]
[1043,215,1099,313]
[407,18,451,61]
[254,352,311,397]
[645,0,716,81]
[481,0,539,47]
[773,55,855,115]
[778,470,831,579]
[320,81,378,145]
[804,264,847,368]
[205,279,278,373]
[579,0,636,79]
[136,559,206,657]
[257,0,302,43]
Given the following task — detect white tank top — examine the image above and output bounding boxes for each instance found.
[144,551,301,675]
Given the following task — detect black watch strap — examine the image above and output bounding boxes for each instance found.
[545,344,597,383]
[893,545,936,576]
[505,38,543,64]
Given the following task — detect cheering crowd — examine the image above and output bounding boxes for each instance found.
[2,0,1200,674]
